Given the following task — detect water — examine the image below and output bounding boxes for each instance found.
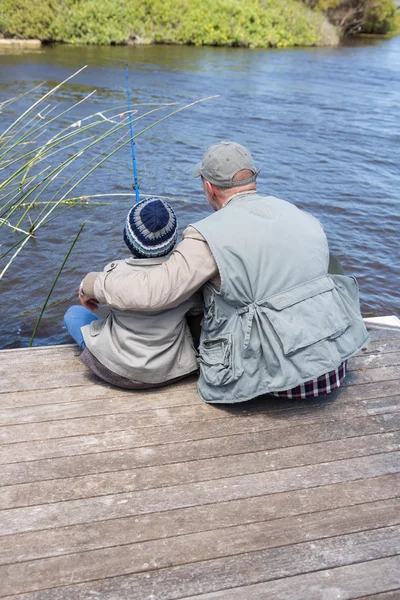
[0,39,399,348]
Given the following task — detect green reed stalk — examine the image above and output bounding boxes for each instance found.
[0,102,157,199]
[39,94,219,214]
[0,66,87,144]
[29,96,218,233]
[29,221,86,347]
[0,104,56,160]
[0,93,218,276]
[24,106,169,230]
[0,82,45,114]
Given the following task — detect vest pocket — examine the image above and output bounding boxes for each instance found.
[198,334,243,386]
[201,290,227,333]
[264,276,351,356]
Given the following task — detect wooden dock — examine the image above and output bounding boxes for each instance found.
[0,316,399,599]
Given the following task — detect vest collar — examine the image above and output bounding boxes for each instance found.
[221,190,257,209]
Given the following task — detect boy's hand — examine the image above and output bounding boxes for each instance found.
[78,282,99,311]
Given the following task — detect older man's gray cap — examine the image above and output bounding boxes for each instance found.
[193,141,259,188]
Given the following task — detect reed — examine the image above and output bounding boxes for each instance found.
[0,67,217,343]
[29,221,86,347]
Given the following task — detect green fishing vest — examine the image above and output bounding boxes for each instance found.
[191,192,369,404]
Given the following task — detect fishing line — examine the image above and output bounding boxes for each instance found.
[124,65,140,203]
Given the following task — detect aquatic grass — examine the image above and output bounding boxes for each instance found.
[0,66,88,146]
[0,101,173,205]
[18,105,175,231]
[0,70,218,290]
[0,105,161,230]
[0,69,218,344]
[0,82,46,114]
[29,221,86,347]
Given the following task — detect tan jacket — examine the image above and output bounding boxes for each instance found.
[81,255,203,384]
[83,227,220,312]
[83,224,343,314]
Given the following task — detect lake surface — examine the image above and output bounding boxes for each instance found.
[0,38,399,348]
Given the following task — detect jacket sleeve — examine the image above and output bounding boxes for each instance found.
[88,227,218,312]
[81,271,101,298]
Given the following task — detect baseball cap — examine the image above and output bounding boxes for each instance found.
[192,141,259,188]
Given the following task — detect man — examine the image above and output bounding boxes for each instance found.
[81,141,369,403]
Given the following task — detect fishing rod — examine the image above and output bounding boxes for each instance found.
[124,65,140,203]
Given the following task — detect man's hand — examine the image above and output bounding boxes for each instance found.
[78,283,99,311]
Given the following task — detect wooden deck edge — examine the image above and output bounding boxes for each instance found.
[364,315,400,327]
[0,343,78,354]
[1,316,399,354]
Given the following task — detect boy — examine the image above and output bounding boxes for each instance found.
[64,197,202,389]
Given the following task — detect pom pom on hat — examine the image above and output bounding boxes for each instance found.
[123,197,178,258]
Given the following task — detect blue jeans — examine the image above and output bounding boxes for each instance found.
[64,305,101,349]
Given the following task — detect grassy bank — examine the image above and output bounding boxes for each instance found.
[1,0,398,48]
[0,0,338,48]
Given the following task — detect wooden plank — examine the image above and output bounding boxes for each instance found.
[0,347,78,373]
[2,415,398,486]
[1,359,399,428]
[364,325,400,341]
[0,358,87,377]
[0,351,398,412]
[1,526,398,597]
[349,351,400,371]
[0,480,398,565]
[4,374,394,428]
[2,374,398,429]
[4,559,399,600]
[0,336,399,395]
[1,389,399,448]
[5,344,394,378]
[0,344,76,355]
[0,359,395,394]
[3,415,398,484]
[1,432,398,509]
[343,365,400,386]
[364,397,400,416]
[4,556,398,600]
[5,352,399,393]
[0,402,228,444]
[340,380,400,400]
[353,593,400,600]
[1,453,398,536]
[1,387,400,449]
[363,339,400,355]
[365,396,400,416]
[1,409,399,466]
[179,557,400,600]
[0,391,204,425]
[0,370,94,393]
[0,377,198,410]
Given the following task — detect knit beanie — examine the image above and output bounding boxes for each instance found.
[123,197,178,258]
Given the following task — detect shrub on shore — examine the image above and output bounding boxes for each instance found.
[0,0,337,47]
[301,0,400,35]
[0,0,398,47]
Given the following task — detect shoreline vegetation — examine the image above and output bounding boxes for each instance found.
[0,0,399,49]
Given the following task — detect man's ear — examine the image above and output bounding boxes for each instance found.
[204,180,215,197]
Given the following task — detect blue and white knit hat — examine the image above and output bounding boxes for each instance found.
[123,197,178,258]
